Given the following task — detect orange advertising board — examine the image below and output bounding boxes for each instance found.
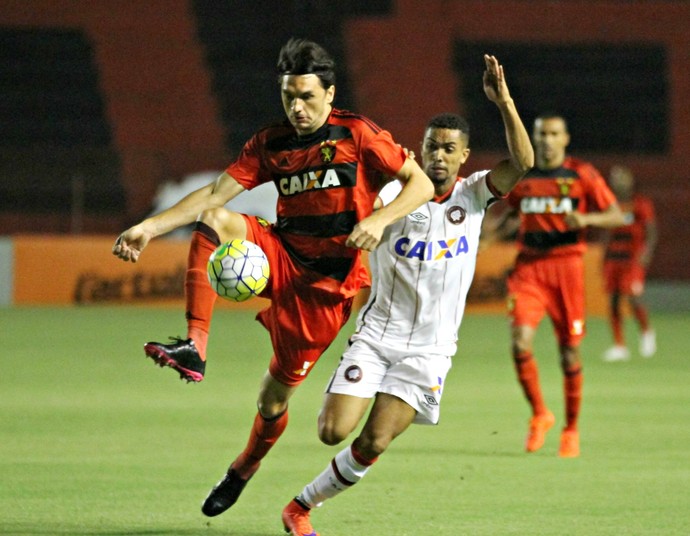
[10,235,607,316]
[12,235,268,309]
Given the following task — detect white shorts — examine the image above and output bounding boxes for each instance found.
[326,337,453,425]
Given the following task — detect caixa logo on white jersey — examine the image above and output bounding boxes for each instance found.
[394,236,470,261]
[520,197,575,214]
[277,164,355,196]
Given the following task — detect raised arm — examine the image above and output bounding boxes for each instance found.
[112,171,246,262]
[346,156,434,251]
[482,54,534,195]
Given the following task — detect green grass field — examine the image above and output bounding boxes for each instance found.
[1,306,688,535]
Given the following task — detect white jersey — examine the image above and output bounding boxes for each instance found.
[352,170,498,356]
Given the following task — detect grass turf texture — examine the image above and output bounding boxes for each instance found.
[1,307,688,535]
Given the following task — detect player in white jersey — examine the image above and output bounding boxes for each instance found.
[281,54,535,536]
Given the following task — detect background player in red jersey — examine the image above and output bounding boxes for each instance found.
[601,165,657,362]
[112,38,434,516]
[493,113,624,458]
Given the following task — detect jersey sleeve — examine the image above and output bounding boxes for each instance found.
[582,163,617,211]
[362,129,407,177]
[506,182,523,209]
[224,133,271,190]
[637,195,656,224]
[463,170,496,208]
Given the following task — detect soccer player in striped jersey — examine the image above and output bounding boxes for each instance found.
[281,54,534,536]
[112,38,434,517]
[499,114,625,458]
[601,165,657,361]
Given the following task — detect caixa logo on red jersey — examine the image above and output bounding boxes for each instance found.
[394,236,470,261]
[520,196,576,214]
[277,164,356,196]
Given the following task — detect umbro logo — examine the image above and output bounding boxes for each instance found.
[408,212,428,223]
[424,395,438,406]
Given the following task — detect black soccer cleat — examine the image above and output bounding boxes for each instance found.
[144,337,205,382]
[201,468,252,517]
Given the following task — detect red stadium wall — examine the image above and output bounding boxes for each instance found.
[1,0,688,280]
[0,0,229,220]
[343,0,690,280]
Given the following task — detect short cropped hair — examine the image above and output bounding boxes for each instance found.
[535,111,569,132]
[426,113,471,143]
[276,38,336,89]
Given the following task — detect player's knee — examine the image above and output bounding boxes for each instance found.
[317,421,349,446]
[198,207,245,240]
[559,346,580,369]
[511,338,531,357]
[511,326,533,356]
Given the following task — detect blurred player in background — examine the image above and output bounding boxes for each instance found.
[491,113,624,458]
[112,38,434,517]
[601,165,657,361]
[281,55,534,536]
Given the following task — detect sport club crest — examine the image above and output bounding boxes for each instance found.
[319,140,337,163]
[555,178,575,196]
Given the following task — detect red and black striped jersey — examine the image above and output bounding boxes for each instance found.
[507,157,617,257]
[604,194,655,263]
[225,108,406,297]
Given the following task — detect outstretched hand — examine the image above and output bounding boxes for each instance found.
[112,225,152,263]
[483,54,512,105]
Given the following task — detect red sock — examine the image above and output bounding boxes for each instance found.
[632,303,650,332]
[563,365,583,431]
[231,411,289,480]
[513,351,547,416]
[610,309,625,345]
[184,223,220,360]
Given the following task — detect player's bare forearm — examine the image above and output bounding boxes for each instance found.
[378,159,433,224]
[565,204,625,230]
[346,159,433,251]
[498,99,534,173]
[112,172,245,262]
[482,56,534,195]
[588,204,625,228]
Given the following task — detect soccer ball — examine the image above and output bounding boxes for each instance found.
[207,240,270,302]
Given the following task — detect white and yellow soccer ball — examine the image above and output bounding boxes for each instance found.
[207,240,270,302]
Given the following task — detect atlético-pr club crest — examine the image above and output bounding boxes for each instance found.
[446,205,467,225]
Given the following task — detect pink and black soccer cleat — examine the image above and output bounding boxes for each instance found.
[144,337,205,382]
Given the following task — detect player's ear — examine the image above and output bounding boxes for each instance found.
[325,85,335,104]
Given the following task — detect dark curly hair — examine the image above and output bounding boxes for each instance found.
[426,113,470,143]
[276,38,336,89]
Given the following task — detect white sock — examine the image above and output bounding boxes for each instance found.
[298,445,374,508]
